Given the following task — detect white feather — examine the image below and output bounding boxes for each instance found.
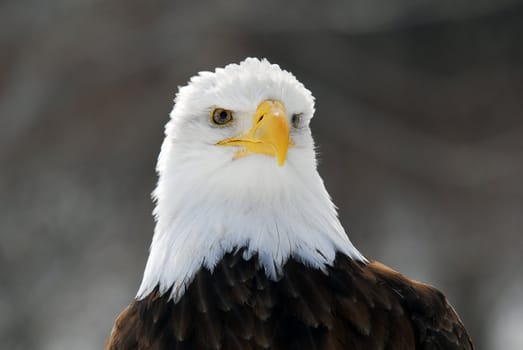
[136,58,365,301]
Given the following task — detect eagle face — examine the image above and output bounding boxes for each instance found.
[159,58,316,181]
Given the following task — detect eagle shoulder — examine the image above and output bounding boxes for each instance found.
[105,289,175,350]
[105,303,144,350]
[364,260,474,350]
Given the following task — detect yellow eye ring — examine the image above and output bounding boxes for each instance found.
[211,108,233,125]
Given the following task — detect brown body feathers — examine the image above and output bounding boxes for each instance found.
[106,251,473,350]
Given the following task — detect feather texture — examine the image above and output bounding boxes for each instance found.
[106,251,473,350]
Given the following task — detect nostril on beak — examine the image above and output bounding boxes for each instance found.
[258,115,264,123]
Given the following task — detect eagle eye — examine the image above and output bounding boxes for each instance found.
[211,108,233,125]
[291,113,303,128]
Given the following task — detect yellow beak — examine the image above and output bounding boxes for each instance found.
[217,99,291,166]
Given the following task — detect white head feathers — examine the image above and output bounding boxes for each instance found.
[137,58,365,301]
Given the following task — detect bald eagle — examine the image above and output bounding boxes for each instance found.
[105,58,473,349]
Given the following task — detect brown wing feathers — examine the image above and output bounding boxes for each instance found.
[106,251,473,349]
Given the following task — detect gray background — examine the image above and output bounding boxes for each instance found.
[1,1,523,349]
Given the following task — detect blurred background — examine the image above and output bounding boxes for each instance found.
[1,1,523,349]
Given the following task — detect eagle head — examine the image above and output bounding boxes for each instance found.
[138,58,363,301]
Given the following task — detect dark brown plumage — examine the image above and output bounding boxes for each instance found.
[105,250,473,350]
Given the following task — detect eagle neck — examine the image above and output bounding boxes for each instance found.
[136,150,365,301]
